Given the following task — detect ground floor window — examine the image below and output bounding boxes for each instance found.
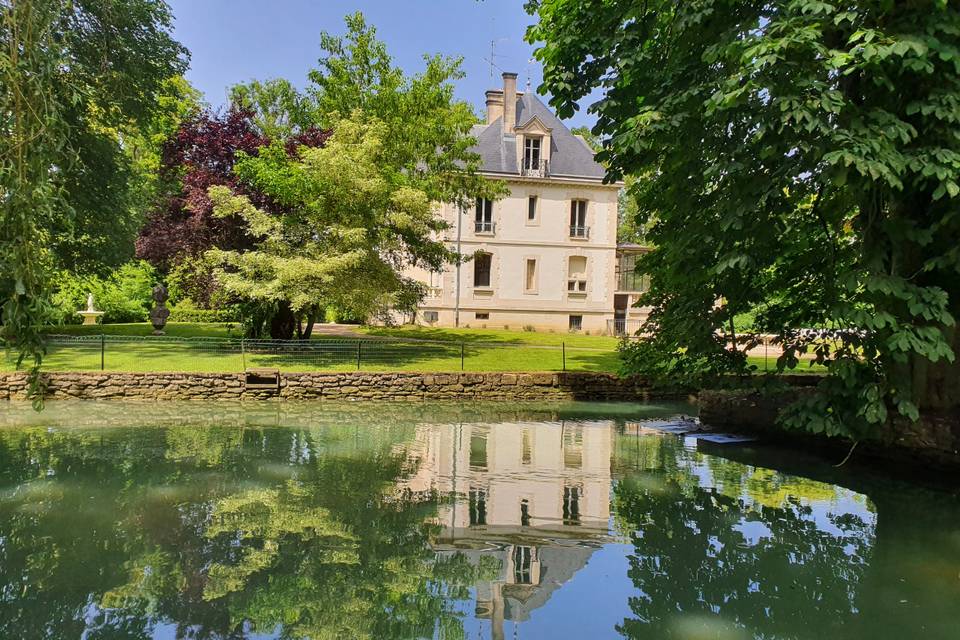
[475,312,489,320]
[569,315,583,331]
[474,252,492,287]
[422,311,439,323]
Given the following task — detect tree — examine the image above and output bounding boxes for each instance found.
[200,13,500,338]
[136,107,272,272]
[308,12,493,208]
[528,1,960,438]
[207,116,459,339]
[229,78,315,140]
[1,0,187,379]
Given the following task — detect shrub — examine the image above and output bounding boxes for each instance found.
[168,301,240,323]
[51,261,157,324]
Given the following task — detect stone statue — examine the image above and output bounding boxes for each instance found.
[149,284,170,335]
[86,293,95,312]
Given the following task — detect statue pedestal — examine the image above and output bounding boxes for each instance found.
[77,311,104,326]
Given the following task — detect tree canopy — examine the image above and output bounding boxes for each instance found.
[1,0,188,376]
[176,12,499,338]
[528,0,960,437]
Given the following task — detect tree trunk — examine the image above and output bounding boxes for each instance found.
[301,312,315,340]
[269,301,296,340]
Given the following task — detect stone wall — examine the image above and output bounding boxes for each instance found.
[700,388,960,471]
[0,371,680,403]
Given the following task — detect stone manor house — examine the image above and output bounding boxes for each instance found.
[404,72,649,335]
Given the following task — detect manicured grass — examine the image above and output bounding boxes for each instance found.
[6,322,821,375]
[6,322,619,373]
[358,325,621,349]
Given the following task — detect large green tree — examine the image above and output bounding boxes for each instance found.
[1,0,188,374]
[528,0,960,438]
[206,13,499,339]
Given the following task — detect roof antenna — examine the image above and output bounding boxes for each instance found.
[525,57,536,92]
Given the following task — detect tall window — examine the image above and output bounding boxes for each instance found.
[525,258,537,293]
[475,197,493,233]
[616,253,650,292]
[523,137,542,170]
[563,486,582,525]
[469,433,488,470]
[474,252,492,288]
[520,499,531,527]
[513,546,536,584]
[567,256,587,293]
[469,487,487,526]
[570,200,588,237]
[527,195,538,221]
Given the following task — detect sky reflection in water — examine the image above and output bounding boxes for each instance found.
[0,401,957,640]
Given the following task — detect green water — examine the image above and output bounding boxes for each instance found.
[0,401,957,640]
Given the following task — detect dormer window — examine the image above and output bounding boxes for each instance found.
[523,137,542,171]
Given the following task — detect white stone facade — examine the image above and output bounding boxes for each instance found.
[403,73,649,335]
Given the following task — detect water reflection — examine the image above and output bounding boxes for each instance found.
[399,421,613,638]
[0,401,957,639]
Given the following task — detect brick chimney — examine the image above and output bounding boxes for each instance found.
[502,72,518,134]
[485,89,504,124]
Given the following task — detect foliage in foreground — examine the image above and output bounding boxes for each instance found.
[1,0,187,379]
[529,0,960,438]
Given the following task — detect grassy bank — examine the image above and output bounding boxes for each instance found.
[3,322,822,374]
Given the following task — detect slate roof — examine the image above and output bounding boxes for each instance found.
[470,92,607,180]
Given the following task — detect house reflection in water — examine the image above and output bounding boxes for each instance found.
[400,420,613,638]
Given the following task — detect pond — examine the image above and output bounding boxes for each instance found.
[0,401,958,639]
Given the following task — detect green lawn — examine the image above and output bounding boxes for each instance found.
[358,324,622,349]
[4,322,821,375]
[6,322,619,373]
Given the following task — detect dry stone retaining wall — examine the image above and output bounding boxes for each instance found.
[0,371,675,402]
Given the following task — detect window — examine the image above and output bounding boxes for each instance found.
[567,256,587,293]
[520,499,531,527]
[563,486,582,525]
[473,252,492,288]
[469,487,487,526]
[527,195,538,221]
[616,253,650,292]
[470,433,488,470]
[570,200,588,237]
[426,271,442,297]
[563,428,583,469]
[524,258,537,293]
[422,311,438,323]
[475,312,489,320]
[513,546,536,584]
[569,315,583,331]
[475,197,493,233]
[523,137,542,170]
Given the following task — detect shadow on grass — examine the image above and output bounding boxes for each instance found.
[9,335,621,374]
[359,326,532,346]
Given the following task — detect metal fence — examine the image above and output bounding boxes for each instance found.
[1,334,619,374]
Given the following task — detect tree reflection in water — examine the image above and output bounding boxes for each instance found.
[0,402,957,640]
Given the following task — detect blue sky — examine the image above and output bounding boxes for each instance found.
[167,0,598,128]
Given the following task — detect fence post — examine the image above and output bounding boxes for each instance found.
[562,341,566,372]
[100,333,105,371]
[356,341,361,370]
[460,342,465,371]
[241,338,246,370]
